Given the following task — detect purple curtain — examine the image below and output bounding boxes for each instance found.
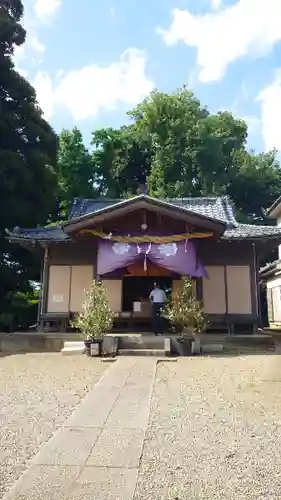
[97,239,207,277]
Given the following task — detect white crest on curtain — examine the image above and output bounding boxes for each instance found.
[112,242,131,255]
[158,243,178,257]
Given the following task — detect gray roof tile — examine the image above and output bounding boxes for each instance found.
[167,197,237,226]
[6,226,69,242]
[223,223,281,240]
[7,196,281,242]
[69,196,238,226]
[69,198,118,219]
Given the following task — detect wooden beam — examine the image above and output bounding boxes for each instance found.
[39,245,49,331]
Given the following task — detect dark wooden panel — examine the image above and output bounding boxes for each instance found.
[48,242,97,265]
[196,240,253,265]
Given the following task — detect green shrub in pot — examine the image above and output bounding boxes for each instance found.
[71,280,114,356]
[163,276,207,355]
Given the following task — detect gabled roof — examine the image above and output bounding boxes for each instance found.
[6,195,281,243]
[64,195,229,233]
[69,195,237,226]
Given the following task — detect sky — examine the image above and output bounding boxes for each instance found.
[14,0,281,152]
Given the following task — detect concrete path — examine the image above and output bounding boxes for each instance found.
[4,358,157,500]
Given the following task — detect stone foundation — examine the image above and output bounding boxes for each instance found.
[0,333,78,353]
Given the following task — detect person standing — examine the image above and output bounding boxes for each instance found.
[149,282,167,335]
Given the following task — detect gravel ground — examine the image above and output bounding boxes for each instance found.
[134,353,281,500]
[0,353,107,498]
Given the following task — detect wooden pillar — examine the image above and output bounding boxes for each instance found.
[38,245,49,331]
[93,238,99,281]
[36,251,44,326]
[252,242,260,332]
[223,265,232,334]
[196,278,203,301]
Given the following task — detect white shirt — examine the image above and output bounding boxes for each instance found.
[149,288,167,303]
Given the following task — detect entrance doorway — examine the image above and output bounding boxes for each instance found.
[122,276,172,312]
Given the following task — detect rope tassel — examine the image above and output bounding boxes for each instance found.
[144,243,151,271]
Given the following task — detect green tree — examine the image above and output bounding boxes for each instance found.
[228,150,281,223]
[131,88,209,197]
[91,87,281,223]
[57,127,97,217]
[0,0,58,327]
[92,126,151,197]
[130,89,248,198]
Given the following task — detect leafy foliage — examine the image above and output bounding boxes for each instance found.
[0,289,39,332]
[57,128,97,217]
[0,0,58,329]
[91,126,151,198]
[71,280,114,340]
[87,88,281,223]
[164,277,207,337]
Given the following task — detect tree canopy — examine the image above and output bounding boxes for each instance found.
[57,127,97,217]
[0,0,58,329]
[85,88,281,223]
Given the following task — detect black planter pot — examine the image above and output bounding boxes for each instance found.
[84,339,102,357]
[176,337,192,356]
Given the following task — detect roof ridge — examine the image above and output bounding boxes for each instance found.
[74,195,225,202]
[167,196,221,200]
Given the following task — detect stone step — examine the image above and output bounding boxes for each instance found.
[64,341,85,349]
[226,336,273,344]
[201,343,224,353]
[118,335,165,350]
[118,348,166,357]
[61,341,85,355]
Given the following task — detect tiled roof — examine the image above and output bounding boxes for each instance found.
[6,196,281,242]
[8,223,281,242]
[69,196,237,226]
[166,197,237,226]
[69,198,118,219]
[6,226,69,242]
[223,224,281,240]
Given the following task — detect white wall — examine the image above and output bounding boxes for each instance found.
[203,266,226,314]
[266,273,281,324]
[267,274,281,289]
[277,214,281,259]
[226,266,252,314]
[47,265,94,313]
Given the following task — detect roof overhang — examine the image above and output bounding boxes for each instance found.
[63,195,227,234]
[5,227,69,247]
[266,196,281,218]
[260,259,281,279]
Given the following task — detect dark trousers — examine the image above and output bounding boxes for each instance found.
[152,302,164,334]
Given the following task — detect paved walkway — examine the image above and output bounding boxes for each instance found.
[4,358,157,500]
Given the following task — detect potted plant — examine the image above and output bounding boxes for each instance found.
[71,280,114,357]
[164,277,207,355]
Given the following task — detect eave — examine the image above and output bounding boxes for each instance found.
[260,260,281,279]
[5,227,71,247]
[63,194,227,234]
